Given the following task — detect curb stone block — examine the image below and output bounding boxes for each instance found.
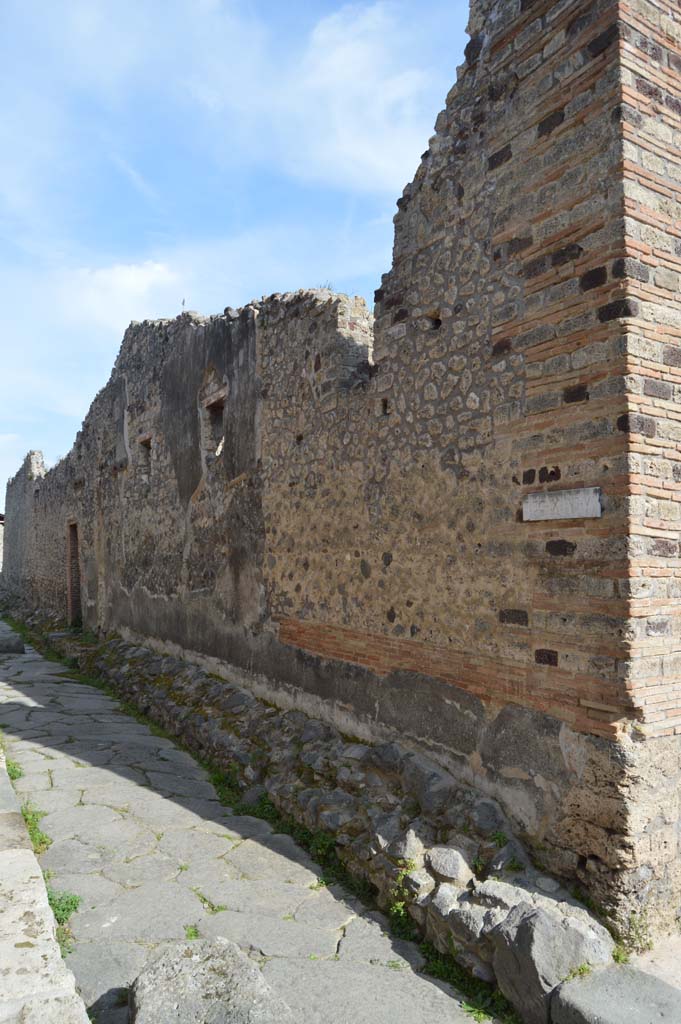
[0,746,89,1023]
[490,902,614,1024]
[551,965,681,1024]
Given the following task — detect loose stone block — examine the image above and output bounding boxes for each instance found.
[129,939,294,1023]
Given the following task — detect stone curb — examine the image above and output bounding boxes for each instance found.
[550,963,681,1024]
[0,746,90,1022]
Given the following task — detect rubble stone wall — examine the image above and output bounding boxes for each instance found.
[5,0,681,935]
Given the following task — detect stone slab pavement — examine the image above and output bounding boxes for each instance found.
[0,635,484,1024]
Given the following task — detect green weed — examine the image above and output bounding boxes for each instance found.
[47,887,81,957]
[193,889,226,914]
[612,944,630,964]
[564,963,591,982]
[421,942,522,1024]
[21,801,52,854]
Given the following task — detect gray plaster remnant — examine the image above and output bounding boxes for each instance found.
[522,487,602,523]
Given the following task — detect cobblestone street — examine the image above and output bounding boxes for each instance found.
[0,636,476,1023]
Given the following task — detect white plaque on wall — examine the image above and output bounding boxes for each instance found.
[522,487,602,522]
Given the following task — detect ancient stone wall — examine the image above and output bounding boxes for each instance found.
[5,0,681,935]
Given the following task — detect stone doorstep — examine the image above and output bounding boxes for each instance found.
[0,752,89,1023]
[551,964,681,1024]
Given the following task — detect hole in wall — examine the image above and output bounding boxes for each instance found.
[202,396,226,458]
[138,436,151,477]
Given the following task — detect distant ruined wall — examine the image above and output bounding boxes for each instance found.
[5,0,681,935]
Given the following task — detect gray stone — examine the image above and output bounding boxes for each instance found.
[65,939,153,1008]
[551,965,681,1024]
[426,844,474,885]
[337,912,425,969]
[470,798,504,835]
[387,826,426,863]
[261,956,475,1024]
[429,882,462,919]
[490,902,614,1024]
[224,834,321,886]
[71,880,205,942]
[0,991,90,1023]
[0,634,25,654]
[130,938,294,1023]
[199,908,339,959]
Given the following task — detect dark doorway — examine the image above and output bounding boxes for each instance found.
[67,523,82,625]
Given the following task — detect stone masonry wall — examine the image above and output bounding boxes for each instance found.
[5,0,681,936]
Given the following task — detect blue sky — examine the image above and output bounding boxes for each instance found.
[0,0,469,503]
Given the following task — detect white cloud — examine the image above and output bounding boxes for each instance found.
[180,1,446,194]
[274,4,432,192]
[53,261,182,332]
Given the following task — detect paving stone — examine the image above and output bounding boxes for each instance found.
[71,880,205,941]
[78,784,148,810]
[294,890,358,930]
[47,765,149,788]
[157,827,237,862]
[198,908,340,958]
[171,856,242,890]
[219,813,275,839]
[41,820,158,873]
[174,876,312,918]
[34,789,96,815]
[261,957,474,1024]
[102,852,185,888]
[337,913,426,970]
[144,770,216,800]
[50,872,126,908]
[39,804,123,842]
[12,771,53,792]
[65,939,156,1007]
[225,834,322,886]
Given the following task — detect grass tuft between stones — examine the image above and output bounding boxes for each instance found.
[6,757,23,781]
[46,885,81,956]
[21,801,52,854]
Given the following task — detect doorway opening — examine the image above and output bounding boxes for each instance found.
[67,522,82,625]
